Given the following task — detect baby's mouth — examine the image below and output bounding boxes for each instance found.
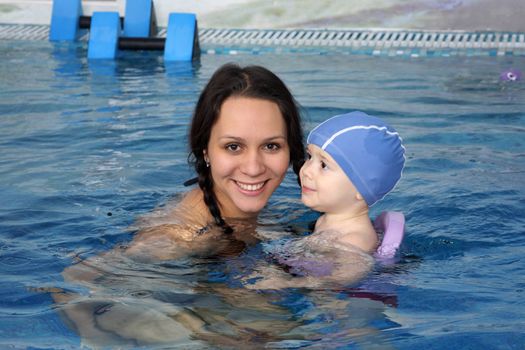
[302,185,315,193]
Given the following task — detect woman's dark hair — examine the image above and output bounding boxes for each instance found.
[188,63,305,233]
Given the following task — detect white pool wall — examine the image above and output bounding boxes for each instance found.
[0,0,524,32]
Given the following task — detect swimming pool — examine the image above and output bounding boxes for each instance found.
[1,38,524,349]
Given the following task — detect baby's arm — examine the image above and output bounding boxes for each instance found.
[245,247,374,290]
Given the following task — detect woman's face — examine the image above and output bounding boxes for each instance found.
[205,96,290,218]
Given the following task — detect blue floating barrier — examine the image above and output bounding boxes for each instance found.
[164,13,199,62]
[123,0,156,38]
[87,12,121,60]
[49,0,82,41]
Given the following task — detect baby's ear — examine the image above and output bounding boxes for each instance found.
[356,192,364,201]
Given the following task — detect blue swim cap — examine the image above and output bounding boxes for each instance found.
[307,111,405,206]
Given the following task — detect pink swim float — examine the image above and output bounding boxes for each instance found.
[373,211,405,259]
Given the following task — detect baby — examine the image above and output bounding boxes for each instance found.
[301,110,405,253]
[248,111,405,289]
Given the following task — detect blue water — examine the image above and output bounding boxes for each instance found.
[1,40,525,349]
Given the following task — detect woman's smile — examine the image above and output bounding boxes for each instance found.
[235,180,267,193]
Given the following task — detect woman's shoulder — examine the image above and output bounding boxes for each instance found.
[178,187,206,208]
[143,188,210,229]
[125,189,217,258]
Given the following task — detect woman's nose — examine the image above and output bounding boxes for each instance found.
[240,150,265,176]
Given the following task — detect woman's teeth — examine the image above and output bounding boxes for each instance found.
[237,181,264,191]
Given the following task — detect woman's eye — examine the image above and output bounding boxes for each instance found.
[265,143,281,152]
[306,152,312,160]
[226,144,240,152]
[321,161,328,169]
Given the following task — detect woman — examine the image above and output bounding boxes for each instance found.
[54,63,306,347]
[124,63,305,260]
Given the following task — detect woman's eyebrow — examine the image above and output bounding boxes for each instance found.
[263,135,287,142]
[218,135,287,142]
[218,136,244,141]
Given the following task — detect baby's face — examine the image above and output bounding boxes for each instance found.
[299,144,361,214]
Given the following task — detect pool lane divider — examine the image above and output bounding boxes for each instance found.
[49,0,199,61]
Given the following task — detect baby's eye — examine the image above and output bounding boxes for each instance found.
[321,161,328,169]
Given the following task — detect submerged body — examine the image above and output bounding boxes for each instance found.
[52,63,307,347]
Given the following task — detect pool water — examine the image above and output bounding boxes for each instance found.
[1,40,525,349]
